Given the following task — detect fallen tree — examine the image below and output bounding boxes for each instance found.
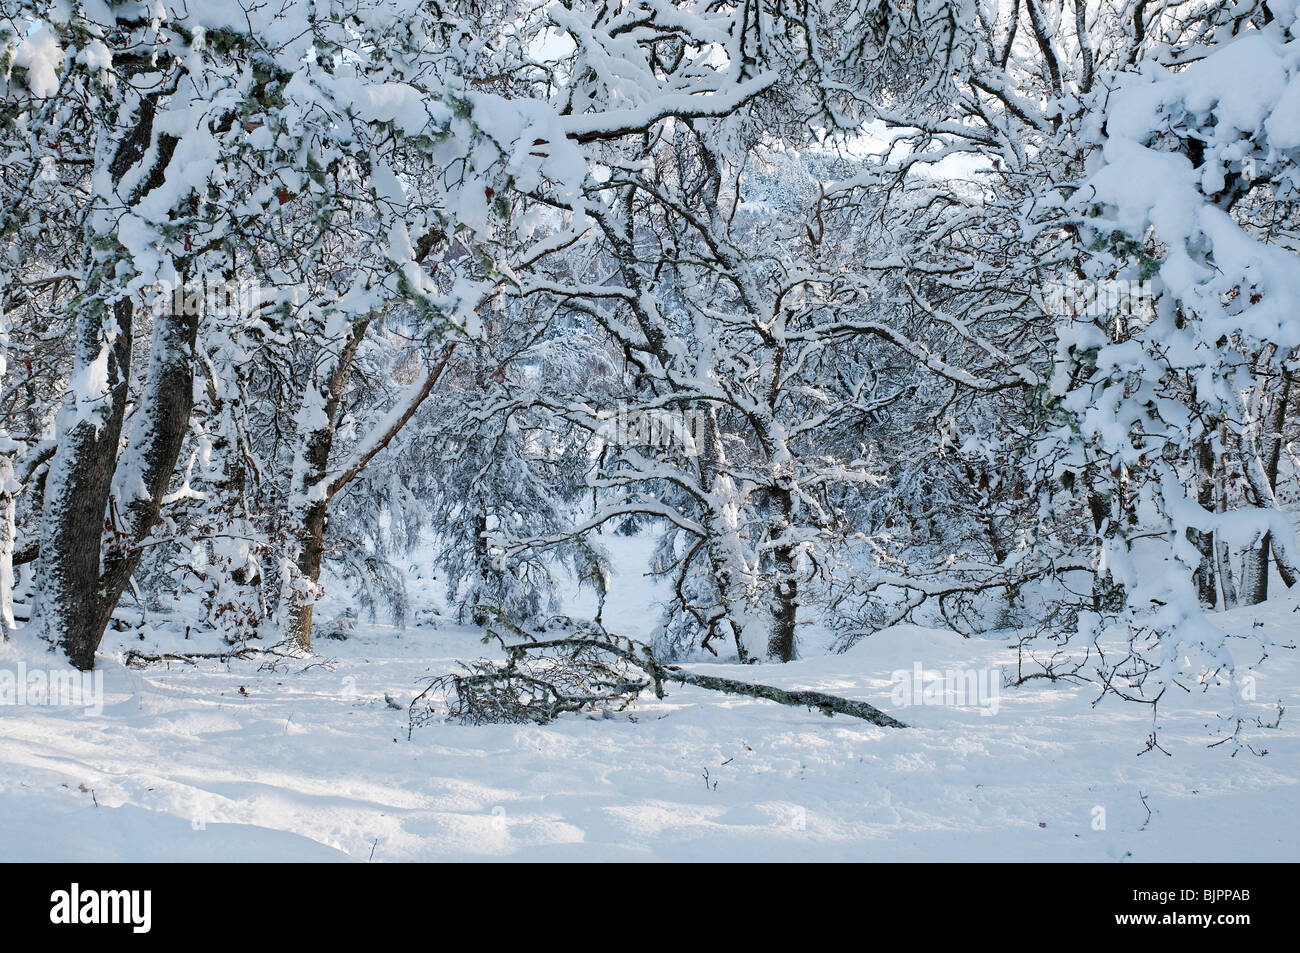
[408,614,906,732]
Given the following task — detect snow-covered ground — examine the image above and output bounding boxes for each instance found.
[2,537,1297,861]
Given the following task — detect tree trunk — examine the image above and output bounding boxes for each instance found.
[39,292,199,669]
[767,486,798,663]
[1085,468,1125,611]
[285,497,329,650]
[284,327,453,649]
[285,320,369,650]
[1239,366,1296,597]
[695,408,759,662]
[664,666,906,727]
[35,86,190,669]
[1258,369,1293,596]
[1240,533,1270,605]
[0,452,16,635]
[38,297,133,670]
[1192,440,1218,608]
[99,303,200,625]
[1214,436,1238,608]
[0,314,16,635]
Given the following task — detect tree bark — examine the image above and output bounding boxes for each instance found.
[98,304,200,629]
[1192,439,1218,608]
[36,87,190,669]
[767,486,798,662]
[664,666,907,728]
[38,297,133,670]
[1245,368,1294,601]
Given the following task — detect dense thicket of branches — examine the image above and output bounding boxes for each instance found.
[2,0,1296,736]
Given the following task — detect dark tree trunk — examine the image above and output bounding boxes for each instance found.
[286,495,330,650]
[286,320,369,650]
[767,487,798,663]
[37,87,190,669]
[98,304,200,626]
[1262,371,1293,593]
[42,298,199,669]
[284,319,453,649]
[39,298,133,670]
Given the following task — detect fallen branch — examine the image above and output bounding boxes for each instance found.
[122,648,259,667]
[122,640,309,668]
[661,668,906,727]
[409,615,905,731]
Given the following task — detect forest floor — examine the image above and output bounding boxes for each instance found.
[1,537,1298,861]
